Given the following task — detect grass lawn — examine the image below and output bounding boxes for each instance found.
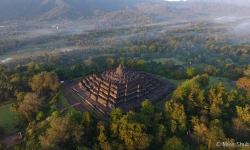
[209,76,238,91]
[0,103,17,134]
[153,57,185,65]
[156,75,237,91]
[59,94,70,107]
[156,75,186,85]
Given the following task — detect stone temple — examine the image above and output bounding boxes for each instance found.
[77,65,175,116]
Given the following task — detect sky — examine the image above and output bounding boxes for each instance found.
[164,0,187,1]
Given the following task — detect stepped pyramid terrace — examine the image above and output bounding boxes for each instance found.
[75,65,175,116]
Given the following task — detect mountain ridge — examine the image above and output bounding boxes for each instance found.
[0,0,250,22]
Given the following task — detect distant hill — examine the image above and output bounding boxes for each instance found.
[0,0,250,22]
[0,0,149,21]
[175,2,250,17]
[99,10,155,26]
[187,0,250,6]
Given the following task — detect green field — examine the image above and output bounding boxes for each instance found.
[209,76,238,91]
[0,103,17,134]
[153,57,185,65]
[59,94,70,107]
[159,75,237,91]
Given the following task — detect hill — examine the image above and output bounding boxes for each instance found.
[0,0,149,21]
[0,0,250,22]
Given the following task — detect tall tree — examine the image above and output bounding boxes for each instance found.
[236,77,250,91]
[18,93,44,121]
[163,136,184,150]
[97,121,111,150]
[29,71,60,94]
[39,116,84,150]
[118,111,152,150]
[165,101,187,133]
[186,67,195,78]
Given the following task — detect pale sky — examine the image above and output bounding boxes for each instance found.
[164,0,187,1]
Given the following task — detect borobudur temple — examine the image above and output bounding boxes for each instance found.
[76,64,175,115]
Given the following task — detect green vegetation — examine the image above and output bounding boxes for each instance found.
[2,11,250,149]
[156,75,186,85]
[59,94,70,107]
[0,104,17,134]
[153,57,185,65]
[65,107,76,115]
[209,76,238,91]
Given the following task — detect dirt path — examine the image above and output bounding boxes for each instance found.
[60,102,81,113]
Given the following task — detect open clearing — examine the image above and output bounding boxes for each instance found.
[153,57,185,65]
[159,75,237,91]
[0,103,17,134]
[209,76,238,91]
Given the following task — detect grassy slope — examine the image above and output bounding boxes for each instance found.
[209,76,238,91]
[59,94,70,107]
[0,103,17,134]
[162,76,237,91]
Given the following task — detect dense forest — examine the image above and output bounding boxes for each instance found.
[0,51,250,149]
[2,3,250,148]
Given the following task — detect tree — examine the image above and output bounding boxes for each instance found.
[244,64,250,78]
[192,123,208,144]
[29,71,60,94]
[97,121,111,150]
[203,65,214,75]
[205,126,226,149]
[140,99,155,117]
[36,111,44,121]
[39,116,84,150]
[165,101,187,133]
[231,118,250,140]
[106,57,116,69]
[209,104,221,119]
[137,59,146,71]
[118,111,152,150]
[126,58,136,69]
[0,141,6,150]
[236,106,250,125]
[155,124,167,145]
[165,60,176,70]
[68,111,83,125]
[82,111,95,145]
[163,136,184,150]
[18,93,44,121]
[186,67,195,78]
[236,77,250,91]
[110,108,123,137]
[0,126,4,138]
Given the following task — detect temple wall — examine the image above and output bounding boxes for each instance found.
[90,94,96,101]
[98,97,107,107]
[77,66,176,113]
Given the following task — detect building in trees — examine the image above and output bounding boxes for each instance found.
[76,65,175,115]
